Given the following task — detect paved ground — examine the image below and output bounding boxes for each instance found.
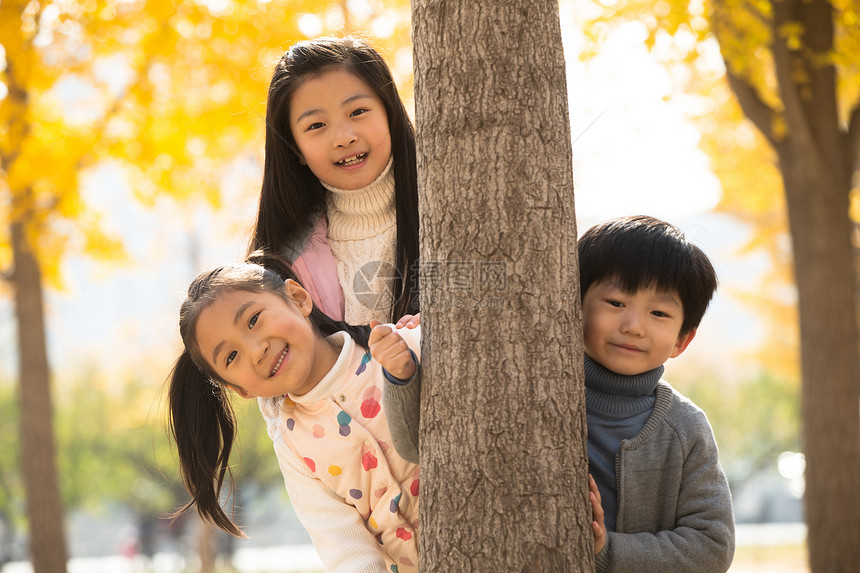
[730,523,808,572]
[1,523,808,573]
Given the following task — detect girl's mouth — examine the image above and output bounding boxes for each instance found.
[270,346,289,377]
[336,153,367,166]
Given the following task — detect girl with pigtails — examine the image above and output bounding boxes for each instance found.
[168,253,420,572]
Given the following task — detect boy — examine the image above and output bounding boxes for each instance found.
[579,215,734,572]
[383,215,734,572]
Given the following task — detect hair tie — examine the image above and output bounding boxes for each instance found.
[193,362,220,391]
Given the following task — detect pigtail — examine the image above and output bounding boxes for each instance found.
[168,351,245,537]
[246,250,372,349]
[313,303,372,350]
[168,248,380,538]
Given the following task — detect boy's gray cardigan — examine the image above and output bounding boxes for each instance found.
[595,381,734,573]
[384,379,735,573]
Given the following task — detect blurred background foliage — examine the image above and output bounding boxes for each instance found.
[0,2,411,567]
[0,0,413,284]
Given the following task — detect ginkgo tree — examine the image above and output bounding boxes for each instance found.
[0,1,410,571]
[582,0,860,569]
[696,81,802,383]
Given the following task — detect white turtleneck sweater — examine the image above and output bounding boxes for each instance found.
[323,157,397,325]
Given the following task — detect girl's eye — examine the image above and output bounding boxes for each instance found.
[249,312,260,329]
[226,350,237,367]
[306,122,325,131]
[350,108,368,117]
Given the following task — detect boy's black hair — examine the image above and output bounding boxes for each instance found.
[578,215,717,335]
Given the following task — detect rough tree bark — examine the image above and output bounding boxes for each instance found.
[720,0,860,568]
[412,1,593,570]
[11,219,69,573]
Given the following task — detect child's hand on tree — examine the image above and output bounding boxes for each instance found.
[394,313,420,329]
[369,320,417,380]
[589,474,606,554]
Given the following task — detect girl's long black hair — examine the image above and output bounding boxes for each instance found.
[168,251,370,536]
[250,35,419,320]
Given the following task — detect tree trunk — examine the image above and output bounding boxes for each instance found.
[767,0,860,569]
[11,219,69,573]
[779,154,860,571]
[412,1,592,570]
[719,0,860,566]
[198,517,215,573]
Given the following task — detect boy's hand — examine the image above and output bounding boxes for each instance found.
[394,313,421,329]
[589,474,606,554]
[369,320,417,380]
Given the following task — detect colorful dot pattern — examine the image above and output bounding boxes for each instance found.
[275,330,421,572]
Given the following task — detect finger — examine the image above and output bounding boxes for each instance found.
[590,492,602,518]
[374,338,411,368]
[370,319,382,328]
[394,315,413,328]
[370,333,415,379]
[589,475,602,502]
[369,325,397,349]
[592,521,605,554]
[590,491,603,513]
[370,330,405,362]
[375,348,415,380]
[368,323,392,346]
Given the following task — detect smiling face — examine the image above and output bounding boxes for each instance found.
[582,280,696,376]
[289,67,392,191]
[194,281,338,398]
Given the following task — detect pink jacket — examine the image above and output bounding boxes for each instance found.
[289,216,345,321]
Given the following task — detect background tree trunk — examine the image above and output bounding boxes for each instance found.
[768,0,860,568]
[198,518,215,573]
[412,1,592,570]
[779,155,860,571]
[717,0,860,566]
[11,219,69,573]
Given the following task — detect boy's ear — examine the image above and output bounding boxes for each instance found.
[670,328,697,359]
[284,279,314,317]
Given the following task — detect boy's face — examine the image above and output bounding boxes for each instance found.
[582,280,696,376]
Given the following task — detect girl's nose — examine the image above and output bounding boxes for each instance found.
[336,135,357,148]
[334,124,358,148]
[252,339,269,366]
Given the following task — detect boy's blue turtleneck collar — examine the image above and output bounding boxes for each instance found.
[584,354,663,398]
